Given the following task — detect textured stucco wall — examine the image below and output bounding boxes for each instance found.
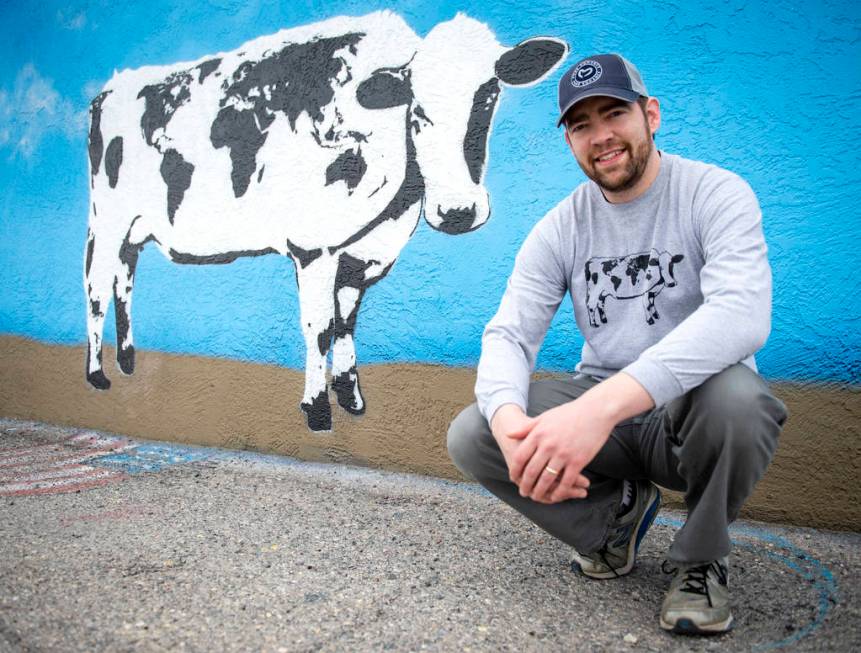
[1,1,859,528]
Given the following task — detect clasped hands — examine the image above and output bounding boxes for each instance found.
[491,400,614,505]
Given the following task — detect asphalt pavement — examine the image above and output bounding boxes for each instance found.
[1,418,858,652]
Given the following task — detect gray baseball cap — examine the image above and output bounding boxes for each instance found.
[557,53,648,127]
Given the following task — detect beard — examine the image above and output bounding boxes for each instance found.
[580,128,653,193]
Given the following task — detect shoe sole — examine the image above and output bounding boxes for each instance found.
[660,615,733,635]
[574,483,662,580]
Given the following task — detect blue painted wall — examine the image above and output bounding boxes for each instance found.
[1,0,859,383]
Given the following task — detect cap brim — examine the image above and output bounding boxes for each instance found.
[556,87,641,127]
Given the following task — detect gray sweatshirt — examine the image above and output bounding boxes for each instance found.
[475,152,772,422]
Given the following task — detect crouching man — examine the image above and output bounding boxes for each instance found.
[447,53,788,635]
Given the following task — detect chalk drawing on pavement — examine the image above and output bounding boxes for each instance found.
[656,516,838,651]
[90,444,208,474]
[0,432,210,497]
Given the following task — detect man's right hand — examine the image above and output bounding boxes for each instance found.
[490,403,590,504]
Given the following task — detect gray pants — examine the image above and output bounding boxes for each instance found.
[447,364,788,563]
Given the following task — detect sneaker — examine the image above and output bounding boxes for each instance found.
[570,480,661,579]
[660,558,733,635]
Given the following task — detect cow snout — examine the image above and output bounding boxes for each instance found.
[667,280,677,288]
[435,203,478,234]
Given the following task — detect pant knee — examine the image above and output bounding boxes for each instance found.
[446,404,489,479]
[683,365,785,461]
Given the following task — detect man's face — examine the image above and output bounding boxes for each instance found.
[563,96,660,194]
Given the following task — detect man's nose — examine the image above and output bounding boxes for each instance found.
[590,123,615,147]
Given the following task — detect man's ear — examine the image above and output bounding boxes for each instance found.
[645,97,661,137]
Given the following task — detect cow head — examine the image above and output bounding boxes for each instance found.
[409,16,567,234]
[649,249,685,287]
[356,16,567,235]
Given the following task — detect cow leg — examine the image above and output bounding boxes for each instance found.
[295,254,338,432]
[585,291,599,328]
[84,228,124,390]
[331,283,366,415]
[643,285,663,324]
[114,236,141,375]
[597,292,609,324]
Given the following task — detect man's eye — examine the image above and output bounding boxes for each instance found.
[570,124,586,133]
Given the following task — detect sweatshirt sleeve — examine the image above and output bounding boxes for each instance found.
[475,212,569,423]
[622,171,772,407]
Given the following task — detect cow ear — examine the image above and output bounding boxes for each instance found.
[672,254,685,263]
[357,69,414,109]
[496,38,568,87]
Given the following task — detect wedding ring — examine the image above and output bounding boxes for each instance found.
[544,465,560,476]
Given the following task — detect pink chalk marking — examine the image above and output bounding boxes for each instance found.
[0,442,133,470]
[0,462,110,484]
[0,468,125,496]
[1,476,121,497]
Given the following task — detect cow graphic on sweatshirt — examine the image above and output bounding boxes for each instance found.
[584,249,684,327]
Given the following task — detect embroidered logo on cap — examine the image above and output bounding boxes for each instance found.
[571,60,602,88]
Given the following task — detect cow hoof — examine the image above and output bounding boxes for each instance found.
[87,370,111,390]
[117,345,135,375]
[301,393,332,432]
[332,369,366,415]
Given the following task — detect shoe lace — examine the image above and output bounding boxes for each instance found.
[599,547,621,579]
[661,560,727,608]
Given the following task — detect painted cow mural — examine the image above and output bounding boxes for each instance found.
[83,11,567,431]
[584,249,685,328]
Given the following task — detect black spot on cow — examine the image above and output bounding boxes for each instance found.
[611,275,622,291]
[591,272,598,284]
[113,284,134,375]
[356,66,412,109]
[332,366,364,415]
[325,148,367,193]
[211,33,364,198]
[88,91,111,179]
[626,254,651,286]
[317,317,335,357]
[301,391,331,431]
[168,247,278,265]
[85,231,95,277]
[464,78,500,184]
[105,136,123,188]
[328,113,424,253]
[495,39,567,86]
[160,149,195,223]
[89,298,103,318]
[86,344,110,390]
[601,259,618,275]
[285,239,322,268]
[138,70,194,148]
[210,107,268,198]
[196,58,221,83]
[335,253,373,290]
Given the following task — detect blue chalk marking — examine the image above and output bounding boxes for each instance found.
[656,516,838,650]
[90,444,209,474]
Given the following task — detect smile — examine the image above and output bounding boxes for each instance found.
[595,149,625,165]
